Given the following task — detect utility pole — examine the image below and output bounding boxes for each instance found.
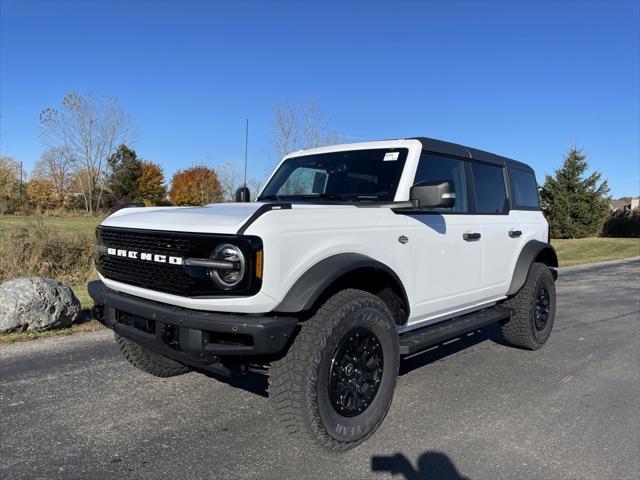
[19,160,23,203]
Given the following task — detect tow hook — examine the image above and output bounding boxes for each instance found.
[162,325,180,349]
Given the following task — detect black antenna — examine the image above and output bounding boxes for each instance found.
[244,118,249,188]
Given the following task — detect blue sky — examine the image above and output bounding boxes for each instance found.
[1,0,638,197]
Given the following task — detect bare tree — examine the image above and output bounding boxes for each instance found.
[39,92,133,213]
[215,161,263,202]
[32,146,74,207]
[0,156,21,213]
[272,100,339,162]
[246,177,263,201]
[216,161,244,201]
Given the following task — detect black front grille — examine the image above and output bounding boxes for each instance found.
[101,255,196,293]
[99,228,194,258]
[96,226,262,297]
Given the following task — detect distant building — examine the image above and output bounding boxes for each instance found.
[610,197,639,211]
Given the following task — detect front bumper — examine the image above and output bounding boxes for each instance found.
[88,280,298,366]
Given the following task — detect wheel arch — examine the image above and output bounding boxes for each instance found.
[507,240,558,296]
[274,253,410,326]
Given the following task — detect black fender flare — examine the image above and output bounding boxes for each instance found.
[275,253,409,315]
[507,240,558,296]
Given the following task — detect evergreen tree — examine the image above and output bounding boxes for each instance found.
[540,148,610,238]
[107,144,142,203]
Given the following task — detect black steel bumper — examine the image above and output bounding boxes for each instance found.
[88,280,298,365]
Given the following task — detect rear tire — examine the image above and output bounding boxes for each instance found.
[115,334,191,377]
[269,289,399,451]
[500,262,556,350]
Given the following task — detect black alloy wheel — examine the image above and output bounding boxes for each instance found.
[328,327,384,417]
[269,289,399,450]
[534,286,551,331]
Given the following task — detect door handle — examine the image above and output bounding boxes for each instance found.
[463,232,481,241]
[508,230,522,238]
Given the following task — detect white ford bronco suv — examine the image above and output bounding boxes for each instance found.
[89,137,557,450]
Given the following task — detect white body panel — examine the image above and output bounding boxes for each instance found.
[476,211,523,299]
[101,203,264,235]
[100,204,414,314]
[404,213,483,325]
[97,139,550,324]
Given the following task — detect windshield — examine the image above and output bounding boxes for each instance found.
[259,148,408,202]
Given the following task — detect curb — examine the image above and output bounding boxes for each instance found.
[559,256,640,273]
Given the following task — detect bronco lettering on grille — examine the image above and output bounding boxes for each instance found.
[106,247,183,265]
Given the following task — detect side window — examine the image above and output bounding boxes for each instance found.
[471,162,508,214]
[508,167,540,209]
[414,154,469,213]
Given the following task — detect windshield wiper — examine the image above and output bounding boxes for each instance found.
[286,194,357,202]
[259,193,380,202]
[257,195,283,201]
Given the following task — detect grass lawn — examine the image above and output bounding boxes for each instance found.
[0,214,102,243]
[552,237,640,267]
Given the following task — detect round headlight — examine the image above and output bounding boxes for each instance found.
[209,243,245,289]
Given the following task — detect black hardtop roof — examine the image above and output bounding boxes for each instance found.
[411,137,533,171]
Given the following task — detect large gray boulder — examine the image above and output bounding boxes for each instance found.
[0,277,81,333]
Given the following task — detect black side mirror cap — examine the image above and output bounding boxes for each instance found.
[409,180,455,209]
[235,186,250,203]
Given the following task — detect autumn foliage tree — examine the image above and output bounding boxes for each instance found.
[33,147,74,207]
[169,166,222,206]
[25,178,57,210]
[138,160,167,205]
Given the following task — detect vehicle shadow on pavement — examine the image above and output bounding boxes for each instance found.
[371,451,469,480]
[199,370,269,397]
[399,324,505,376]
[193,325,507,396]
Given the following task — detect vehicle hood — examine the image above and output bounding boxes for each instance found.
[99,202,355,235]
[100,203,266,234]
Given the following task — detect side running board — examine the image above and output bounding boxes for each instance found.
[399,306,511,355]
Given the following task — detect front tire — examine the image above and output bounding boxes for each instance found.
[115,334,192,377]
[269,289,399,451]
[500,262,556,350]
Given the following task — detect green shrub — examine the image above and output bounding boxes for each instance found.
[602,209,640,238]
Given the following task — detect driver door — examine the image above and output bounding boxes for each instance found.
[405,154,483,326]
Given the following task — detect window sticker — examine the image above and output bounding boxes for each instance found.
[383,152,400,161]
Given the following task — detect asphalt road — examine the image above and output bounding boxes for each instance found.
[1,258,639,480]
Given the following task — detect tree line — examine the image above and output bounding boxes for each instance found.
[1,91,632,238]
[0,93,338,215]
[0,143,251,214]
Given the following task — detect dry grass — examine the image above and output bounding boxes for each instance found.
[0,219,96,284]
[0,319,104,345]
[0,219,105,343]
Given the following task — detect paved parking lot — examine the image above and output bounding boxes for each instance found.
[1,258,639,480]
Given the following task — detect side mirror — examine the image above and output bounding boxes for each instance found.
[235,186,250,203]
[409,180,455,209]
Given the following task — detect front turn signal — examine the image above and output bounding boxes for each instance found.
[255,249,263,279]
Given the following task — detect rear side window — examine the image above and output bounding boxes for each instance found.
[471,162,507,214]
[414,154,469,213]
[508,167,540,209]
